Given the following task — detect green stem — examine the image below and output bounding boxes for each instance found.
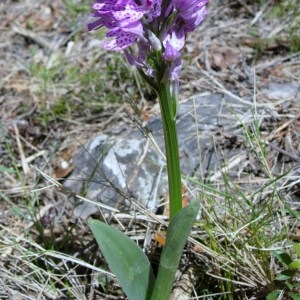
[157,81,182,219]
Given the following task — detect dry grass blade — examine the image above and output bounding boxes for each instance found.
[31,165,120,213]
[14,123,30,175]
[0,223,114,299]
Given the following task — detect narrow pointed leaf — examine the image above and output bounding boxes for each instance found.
[288,292,300,300]
[273,250,293,266]
[151,200,200,300]
[275,269,294,281]
[293,242,300,257]
[288,259,300,270]
[266,290,281,300]
[89,219,155,300]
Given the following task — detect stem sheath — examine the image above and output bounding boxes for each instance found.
[157,82,182,218]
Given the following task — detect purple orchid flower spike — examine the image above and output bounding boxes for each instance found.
[88,0,208,86]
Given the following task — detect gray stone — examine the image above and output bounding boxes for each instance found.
[261,82,300,102]
[64,134,167,219]
[64,82,300,219]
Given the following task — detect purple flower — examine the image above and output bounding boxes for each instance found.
[88,0,162,50]
[163,41,180,61]
[175,0,208,32]
[87,0,208,82]
[166,57,182,81]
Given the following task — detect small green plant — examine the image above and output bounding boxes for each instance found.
[28,45,138,130]
[267,242,300,300]
[61,0,90,23]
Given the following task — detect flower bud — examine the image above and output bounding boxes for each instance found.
[148,30,162,51]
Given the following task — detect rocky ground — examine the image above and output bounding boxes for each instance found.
[1,0,300,299]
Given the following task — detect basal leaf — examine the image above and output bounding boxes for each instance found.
[89,219,155,300]
[151,200,200,300]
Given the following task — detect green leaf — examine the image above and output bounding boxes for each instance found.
[288,259,300,270]
[266,290,281,300]
[275,269,294,281]
[151,200,200,300]
[291,281,300,288]
[88,219,155,300]
[0,165,15,173]
[273,250,293,266]
[292,242,300,258]
[286,281,296,290]
[288,292,300,300]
